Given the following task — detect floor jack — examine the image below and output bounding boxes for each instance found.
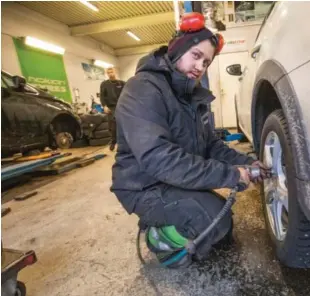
[137,166,262,268]
[1,242,37,296]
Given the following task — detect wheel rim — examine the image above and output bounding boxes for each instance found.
[263,131,289,241]
[56,132,73,149]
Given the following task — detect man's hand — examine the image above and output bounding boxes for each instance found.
[251,161,272,183]
[103,106,111,114]
[237,167,250,191]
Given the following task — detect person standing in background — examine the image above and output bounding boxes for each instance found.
[100,68,125,151]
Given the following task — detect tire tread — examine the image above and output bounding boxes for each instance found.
[261,109,310,268]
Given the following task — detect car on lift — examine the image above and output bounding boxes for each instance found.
[227,2,310,268]
[1,71,82,157]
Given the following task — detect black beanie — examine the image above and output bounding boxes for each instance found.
[167,28,216,63]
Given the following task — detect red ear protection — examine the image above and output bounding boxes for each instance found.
[215,33,225,55]
[178,13,225,55]
[179,12,205,32]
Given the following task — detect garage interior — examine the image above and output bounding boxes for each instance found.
[1,1,310,296]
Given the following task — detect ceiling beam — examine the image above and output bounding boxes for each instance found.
[71,12,174,36]
[115,43,167,57]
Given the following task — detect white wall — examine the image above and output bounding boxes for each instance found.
[1,2,119,104]
[118,24,260,82]
[220,24,261,54]
[118,54,146,81]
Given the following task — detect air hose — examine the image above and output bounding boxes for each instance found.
[160,186,240,267]
[136,166,264,267]
[136,185,242,267]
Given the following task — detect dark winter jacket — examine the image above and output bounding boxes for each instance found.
[111,46,254,213]
[100,79,125,108]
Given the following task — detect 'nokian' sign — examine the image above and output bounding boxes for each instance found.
[13,38,72,102]
[28,77,67,93]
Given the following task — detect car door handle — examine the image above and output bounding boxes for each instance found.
[251,45,261,59]
[238,77,243,81]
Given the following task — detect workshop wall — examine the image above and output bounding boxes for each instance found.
[220,23,261,54]
[118,54,145,82]
[1,2,118,105]
[118,23,261,82]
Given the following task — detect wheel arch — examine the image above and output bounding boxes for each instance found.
[50,113,82,140]
[252,60,310,218]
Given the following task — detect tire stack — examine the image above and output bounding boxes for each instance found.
[80,114,110,147]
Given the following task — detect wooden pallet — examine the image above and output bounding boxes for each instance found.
[30,154,106,176]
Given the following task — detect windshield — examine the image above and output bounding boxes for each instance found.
[2,71,43,94]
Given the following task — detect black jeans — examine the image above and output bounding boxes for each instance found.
[108,112,116,145]
[133,184,233,259]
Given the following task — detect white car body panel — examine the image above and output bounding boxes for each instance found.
[238,2,310,140]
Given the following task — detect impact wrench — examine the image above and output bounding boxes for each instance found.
[155,166,264,267]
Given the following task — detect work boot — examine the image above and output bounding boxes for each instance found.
[109,143,115,151]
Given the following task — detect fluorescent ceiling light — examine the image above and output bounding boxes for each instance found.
[94,60,114,69]
[80,0,99,12]
[127,31,141,42]
[25,36,65,55]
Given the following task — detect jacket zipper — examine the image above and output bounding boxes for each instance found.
[189,104,199,155]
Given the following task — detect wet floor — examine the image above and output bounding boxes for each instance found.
[1,144,310,296]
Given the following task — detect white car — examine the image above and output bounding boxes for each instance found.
[227,1,310,268]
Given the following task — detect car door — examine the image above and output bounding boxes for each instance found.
[237,2,277,141]
[1,73,45,154]
[1,73,30,152]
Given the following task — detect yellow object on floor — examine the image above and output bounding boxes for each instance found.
[15,152,61,162]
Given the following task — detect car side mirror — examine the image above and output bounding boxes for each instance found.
[12,75,26,91]
[226,64,242,76]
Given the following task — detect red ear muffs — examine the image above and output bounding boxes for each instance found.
[215,33,225,55]
[179,12,205,33]
[178,12,224,55]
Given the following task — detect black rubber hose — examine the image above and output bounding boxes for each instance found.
[136,228,146,264]
[192,187,238,248]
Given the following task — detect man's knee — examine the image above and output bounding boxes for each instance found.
[196,191,233,241]
[168,191,233,242]
[134,187,233,242]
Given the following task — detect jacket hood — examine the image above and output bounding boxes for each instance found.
[136,46,170,75]
[135,46,215,104]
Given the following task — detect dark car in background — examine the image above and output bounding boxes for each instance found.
[1,71,82,157]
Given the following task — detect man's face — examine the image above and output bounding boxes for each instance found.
[107,68,116,80]
[175,39,215,80]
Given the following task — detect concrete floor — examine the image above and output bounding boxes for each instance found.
[2,144,310,296]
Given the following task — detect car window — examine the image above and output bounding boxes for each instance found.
[255,1,276,42]
[1,77,8,88]
[1,72,38,94]
[1,73,15,88]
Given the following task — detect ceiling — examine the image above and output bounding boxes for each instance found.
[18,1,179,55]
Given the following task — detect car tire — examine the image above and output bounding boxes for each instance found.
[71,138,89,148]
[260,109,310,268]
[95,122,109,131]
[93,130,110,139]
[80,114,108,126]
[89,138,110,147]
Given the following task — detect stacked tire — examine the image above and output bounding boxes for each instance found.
[80,114,110,147]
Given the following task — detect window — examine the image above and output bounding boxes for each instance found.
[1,78,8,88]
[234,1,274,23]
[255,2,276,42]
[1,72,38,94]
[1,73,15,88]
